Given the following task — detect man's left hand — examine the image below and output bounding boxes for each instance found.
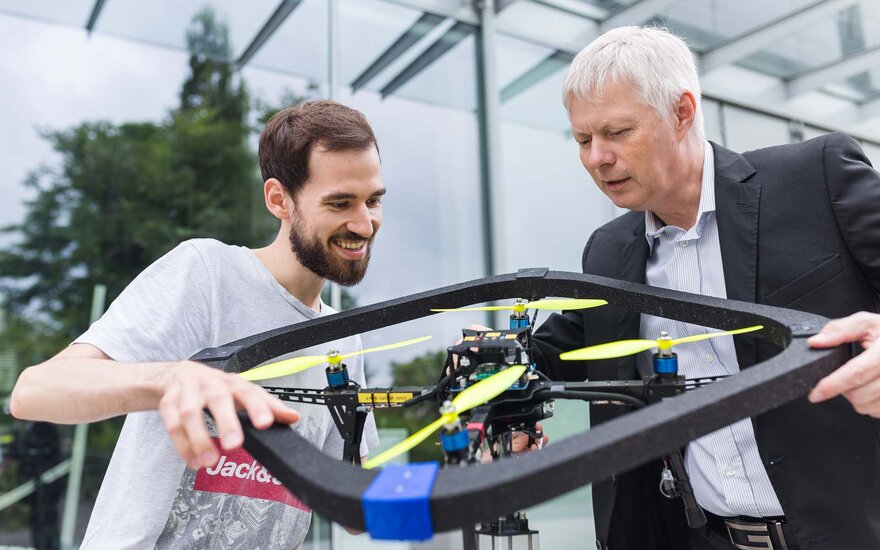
[510,422,549,453]
[480,422,549,463]
[808,311,880,418]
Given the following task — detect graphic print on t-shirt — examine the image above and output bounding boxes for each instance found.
[194,440,309,510]
[154,414,323,549]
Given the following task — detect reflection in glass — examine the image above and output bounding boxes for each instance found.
[249,0,329,81]
[723,105,790,151]
[97,0,278,61]
[0,0,92,28]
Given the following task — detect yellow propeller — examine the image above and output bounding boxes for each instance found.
[559,326,764,361]
[432,298,607,314]
[362,364,528,469]
[240,335,432,381]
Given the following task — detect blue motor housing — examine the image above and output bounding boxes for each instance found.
[325,365,350,388]
[440,429,469,453]
[652,354,679,375]
[509,315,529,329]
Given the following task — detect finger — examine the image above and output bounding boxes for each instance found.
[266,393,300,424]
[516,430,536,452]
[158,385,196,467]
[203,379,242,451]
[236,381,299,430]
[841,376,880,417]
[809,313,878,349]
[534,422,549,447]
[234,382,275,429]
[178,387,217,469]
[844,394,880,418]
[809,343,880,402]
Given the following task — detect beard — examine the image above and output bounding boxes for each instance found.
[288,218,372,287]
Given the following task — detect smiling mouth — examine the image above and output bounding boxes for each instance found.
[334,239,366,251]
[332,239,369,259]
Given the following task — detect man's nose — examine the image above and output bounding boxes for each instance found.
[584,139,614,170]
[347,204,376,238]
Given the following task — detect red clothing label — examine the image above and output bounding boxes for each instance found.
[194,438,309,511]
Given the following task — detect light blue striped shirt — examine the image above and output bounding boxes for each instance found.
[637,141,784,518]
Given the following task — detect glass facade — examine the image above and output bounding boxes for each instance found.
[1,1,880,548]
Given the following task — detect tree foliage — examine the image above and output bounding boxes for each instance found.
[0,8,273,349]
[372,350,447,463]
[0,8,311,497]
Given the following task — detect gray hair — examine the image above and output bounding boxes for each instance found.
[563,26,704,141]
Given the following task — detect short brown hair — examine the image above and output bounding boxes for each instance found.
[259,100,379,197]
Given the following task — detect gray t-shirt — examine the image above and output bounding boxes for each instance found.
[76,239,378,549]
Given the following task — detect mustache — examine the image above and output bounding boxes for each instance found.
[331,231,373,241]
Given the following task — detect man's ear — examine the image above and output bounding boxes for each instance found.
[674,90,697,139]
[264,178,292,221]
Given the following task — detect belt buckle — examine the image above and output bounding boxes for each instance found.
[724,518,789,550]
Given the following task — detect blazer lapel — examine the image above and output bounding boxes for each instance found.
[713,142,760,303]
[620,219,649,284]
[712,142,761,367]
[617,219,649,378]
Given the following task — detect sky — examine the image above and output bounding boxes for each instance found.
[0,13,188,239]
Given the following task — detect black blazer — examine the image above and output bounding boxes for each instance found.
[533,133,880,549]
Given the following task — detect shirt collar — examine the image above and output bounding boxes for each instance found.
[645,141,715,251]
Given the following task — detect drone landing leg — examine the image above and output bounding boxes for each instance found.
[326,391,367,465]
[662,451,706,529]
[475,512,540,550]
[462,526,478,550]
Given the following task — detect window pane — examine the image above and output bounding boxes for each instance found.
[723,105,790,151]
[703,99,723,144]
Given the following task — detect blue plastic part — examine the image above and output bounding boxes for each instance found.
[362,462,439,541]
[653,354,679,375]
[440,429,469,452]
[509,316,529,329]
[325,367,349,388]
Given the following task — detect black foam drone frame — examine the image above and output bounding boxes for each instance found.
[190,269,847,540]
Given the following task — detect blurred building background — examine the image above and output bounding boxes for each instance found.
[0,0,879,548]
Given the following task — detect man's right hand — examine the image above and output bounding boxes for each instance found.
[154,361,300,470]
[10,343,300,471]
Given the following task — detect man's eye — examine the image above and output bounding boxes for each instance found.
[609,128,628,137]
[367,197,382,207]
[329,202,348,209]
[578,139,591,147]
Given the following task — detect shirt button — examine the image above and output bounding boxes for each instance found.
[725,467,737,477]
[705,354,714,363]
[679,241,689,248]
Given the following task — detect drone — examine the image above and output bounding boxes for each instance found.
[191,269,846,543]
[234,295,762,540]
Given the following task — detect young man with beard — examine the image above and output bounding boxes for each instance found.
[11,100,384,548]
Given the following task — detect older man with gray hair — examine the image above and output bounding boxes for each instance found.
[532,26,880,550]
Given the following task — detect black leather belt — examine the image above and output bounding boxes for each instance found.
[704,510,799,549]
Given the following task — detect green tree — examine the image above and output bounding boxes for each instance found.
[371,350,447,463]
[0,8,268,350]
[0,8,294,509]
